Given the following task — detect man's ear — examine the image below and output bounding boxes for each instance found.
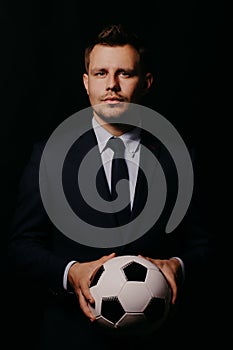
[83,73,89,95]
[141,72,154,95]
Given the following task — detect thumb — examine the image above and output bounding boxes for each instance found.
[92,253,116,278]
[100,252,116,264]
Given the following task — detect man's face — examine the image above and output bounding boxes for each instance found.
[83,44,152,122]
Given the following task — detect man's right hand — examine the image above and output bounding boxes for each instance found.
[68,252,116,321]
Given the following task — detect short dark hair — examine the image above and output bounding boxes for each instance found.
[84,24,152,74]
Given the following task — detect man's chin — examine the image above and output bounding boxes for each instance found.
[93,103,130,123]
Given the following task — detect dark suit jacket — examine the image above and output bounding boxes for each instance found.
[8,114,210,349]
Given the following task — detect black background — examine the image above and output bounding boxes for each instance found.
[4,0,226,348]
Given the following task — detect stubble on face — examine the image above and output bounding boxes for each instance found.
[92,102,141,135]
[93,101,130,122]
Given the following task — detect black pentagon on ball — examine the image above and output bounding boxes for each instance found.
[122,261,147,282]
[101,296,125,324]
[144,297,165,322]
[90,265,105,287]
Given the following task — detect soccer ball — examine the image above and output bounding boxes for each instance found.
[89,255,172,336]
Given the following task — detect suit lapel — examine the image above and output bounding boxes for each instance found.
[67,125,111,200]
[131,130,161,219]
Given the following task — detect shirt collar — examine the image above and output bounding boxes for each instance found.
[92,117,141,157]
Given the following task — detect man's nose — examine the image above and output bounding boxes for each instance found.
[106,74,120,91]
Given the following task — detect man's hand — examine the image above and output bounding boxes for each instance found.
[68,252,116,321]
[139,255,183,304]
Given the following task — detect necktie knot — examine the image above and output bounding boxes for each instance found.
[107,137,125,158]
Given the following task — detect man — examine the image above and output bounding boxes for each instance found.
[8,24,210,349]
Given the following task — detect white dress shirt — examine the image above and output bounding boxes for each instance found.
[92,116,141,209]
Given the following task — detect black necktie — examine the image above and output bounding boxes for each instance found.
[107,137,131,226]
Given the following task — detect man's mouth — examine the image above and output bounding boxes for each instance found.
[103,97,124,104]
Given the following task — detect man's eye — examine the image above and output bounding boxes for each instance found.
[120,71,132,77]
[96,72,105,76]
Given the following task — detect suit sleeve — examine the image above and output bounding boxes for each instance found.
[8,141,71,295]
[175,145,214,276]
